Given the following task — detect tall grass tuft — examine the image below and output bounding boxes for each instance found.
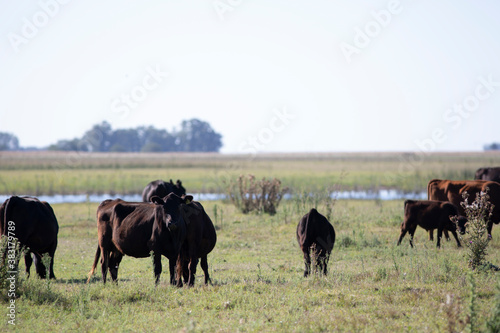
[467,272,478,333]
[224,174,288,215]
[486,279,500,333]
[452,189,493,270]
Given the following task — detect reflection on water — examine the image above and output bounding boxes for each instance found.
[0,190,426,204]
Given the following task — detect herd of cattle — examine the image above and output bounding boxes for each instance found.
[1,167,500,283]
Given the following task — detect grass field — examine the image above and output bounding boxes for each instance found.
[1,151,500,332]
[1,199,500,332]
[1,151,500,195]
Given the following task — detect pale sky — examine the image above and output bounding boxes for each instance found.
[1,1,500,153]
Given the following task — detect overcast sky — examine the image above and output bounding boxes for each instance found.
[1,1,500,153]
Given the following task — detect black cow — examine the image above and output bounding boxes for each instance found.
[177,199,217,286]
[87,193,190,285]
[475,167,500,183]
[0,196,59,279]
[397,200,466,248]
[142,179,186,202]
[296,209,335,277]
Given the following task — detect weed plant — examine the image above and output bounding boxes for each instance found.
[453,189,494,270]
[224,174,287,215]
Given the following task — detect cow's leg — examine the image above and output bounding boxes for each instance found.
[487,222,493,238]
[428,230,434,241]
[152,252,162,285]
[443,229,450,241]
[187,257,199,286]
[109,252,122,283]
[409,227,417,248]
[175,255,184,287]
[24,251,33,278]
[318,250,329,275]
[168,257,175,286]
[397,228,408,246]
[436,228,443,248]
[200,256,211,284]
[48,241,57,279]
[101,248,110,284]
[33,253,47,279]
[302,248,311,277]
[182,258,189,284]
[450,229,462,247]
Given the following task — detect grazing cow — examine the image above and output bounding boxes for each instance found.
[428,179,500,237]
[177,199,217,286]
[87,193,190,285]
[142,179,186,202]
[475,167,500,183]
[0,196,59,279]
[397,200,466,248]
[296,209,335,277]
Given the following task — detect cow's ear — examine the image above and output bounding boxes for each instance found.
[184,195,193,204]
[151,196,164,205]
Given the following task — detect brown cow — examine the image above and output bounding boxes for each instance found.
[177,199,217,286]
[475,167,500,183]
[397,200,466,248]
[142,179,186,202]
[296,209,335,277]
[0,196,59,279]
[427,179,500,237]
[87,193,190,285]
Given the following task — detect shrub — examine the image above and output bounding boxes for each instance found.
[452,189,493,270]
[225,174,288,215]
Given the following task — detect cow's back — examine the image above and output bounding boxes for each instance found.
[297,209,335,251]
[3,196,58,250]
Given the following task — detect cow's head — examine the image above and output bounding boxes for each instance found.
[151,193,193,231]
[475,168,488,180]
[453,216,468,235]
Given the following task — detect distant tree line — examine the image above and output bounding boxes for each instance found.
[0,118,223,152]
[484,143,500,151]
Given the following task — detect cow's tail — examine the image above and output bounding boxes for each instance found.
[87,245,101,283]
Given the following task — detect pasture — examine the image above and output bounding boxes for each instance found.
[1,151,500,332]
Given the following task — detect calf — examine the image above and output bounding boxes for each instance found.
[296,209,335,277]
[397,200,466,248]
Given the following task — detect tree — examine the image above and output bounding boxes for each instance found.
[80,121,113,152]
[0,132,19,150]
[484,143,500,151]
[137,126,177,152]
[46,119,223,152]
[176,119,222,152]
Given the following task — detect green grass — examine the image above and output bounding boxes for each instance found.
[2,200,500,332]
[2,151,500,195]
